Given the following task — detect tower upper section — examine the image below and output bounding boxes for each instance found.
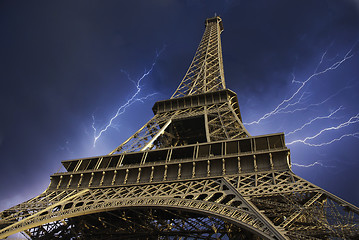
[108,16,249,154]
[171,16,226,98]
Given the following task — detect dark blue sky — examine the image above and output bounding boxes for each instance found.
[1,0,359,211]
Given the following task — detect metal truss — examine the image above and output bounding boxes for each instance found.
[110,90,249,154]
[1,170,358,239]
[28,209,266,239]
[171,16,225,98]
[108,16,248,154]
[1,16,359,239]
[207,101,248,141]
[1,177,284,239]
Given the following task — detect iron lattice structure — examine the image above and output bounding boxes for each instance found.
[1,16,359,240]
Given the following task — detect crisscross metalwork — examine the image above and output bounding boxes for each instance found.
[1,16,359,239]
[171,17,225,98]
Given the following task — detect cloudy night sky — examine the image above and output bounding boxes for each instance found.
[1,0,359,213]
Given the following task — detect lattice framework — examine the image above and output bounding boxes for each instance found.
[1,16,359,240]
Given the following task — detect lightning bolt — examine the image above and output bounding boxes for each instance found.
[92,47,165,147]
[285,106,344,136]
[291,73,302,84]
[277,85,352,114]
[287,113,359,146]
[242,42,359,169]
[291,161,334,168]
[244,44,356,126]
[288,132,359,147]
[274,91,311,114]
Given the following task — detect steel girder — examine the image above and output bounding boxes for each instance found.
[0,177,284,239]
[110,92,249,154]
[171,16,225,98]
[1,171,359,239]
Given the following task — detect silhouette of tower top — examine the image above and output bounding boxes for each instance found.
[172,16,226,98]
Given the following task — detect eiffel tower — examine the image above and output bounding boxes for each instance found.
[1,16,359,240]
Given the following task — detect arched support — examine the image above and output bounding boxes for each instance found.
[0,178,287,239]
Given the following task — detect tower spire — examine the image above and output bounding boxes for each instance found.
[171,16,226,98]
